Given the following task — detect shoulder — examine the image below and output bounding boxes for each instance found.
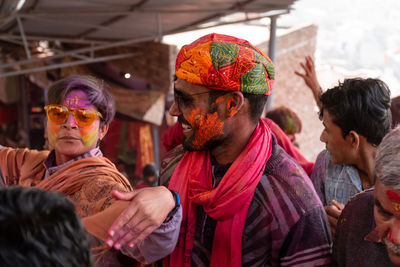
[336,188,375,241]
[340,188,374,219]
[313,149,330,169]
[159,145,186,186]
[333,188,379,266]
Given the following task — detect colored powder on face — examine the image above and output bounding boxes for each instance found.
[65,96,80,107]
[215,96,225,104]
[64,90,92,109]
[66,113,78,127]
[187,108,224,149]
[79,123,99,147]
[386,190,400,211]
[226,98,233,109]
[225,97,237,117]
[388,230,395,243]
[47,121,59,147]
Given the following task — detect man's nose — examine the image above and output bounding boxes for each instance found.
[320,131,326,143]
[389,221,400,245]
[169,101,181,117]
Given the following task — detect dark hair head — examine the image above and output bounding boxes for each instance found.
[47,75,116,125]
[266,106,302,134]
[208,90,268,123]
[0,186,93,267]
[319,78,391,146]
[143,163,157,178]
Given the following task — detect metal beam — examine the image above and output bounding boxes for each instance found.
[0,34,156,70]
[0,52,138,78]
[16,16,31,59]
[182,9,289,32]
[4,5,291,17]
[156,12,163,39]
[268,15,277,62]
[266,15,278,111]
[0,14,16,29]
[20,14,131,35]
[0,34,108,45]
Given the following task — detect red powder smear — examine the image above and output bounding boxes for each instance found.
[387,190,400,203]
[226,98,233,109]
[229,110,237,117]
[387,190,400,211]
[215,96,225,104]
[388,230,395,243]
[49,122,58,132]
[187,108,224,149]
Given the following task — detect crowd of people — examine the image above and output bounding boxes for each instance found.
[1,32,400,267]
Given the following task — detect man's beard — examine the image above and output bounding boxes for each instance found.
[182,133,224,152]
[179,106,225,152]
[383,236,400,256]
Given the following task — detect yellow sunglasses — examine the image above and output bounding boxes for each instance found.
[44,105,103,127]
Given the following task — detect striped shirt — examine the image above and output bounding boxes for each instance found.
[189,138,333,266]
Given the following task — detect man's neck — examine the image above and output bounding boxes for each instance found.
[211,120,257,165]
[355,143,377,190]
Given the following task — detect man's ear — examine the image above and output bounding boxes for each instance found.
[99,123,109,140]
[346,130,360,149]
[224,91,245,117]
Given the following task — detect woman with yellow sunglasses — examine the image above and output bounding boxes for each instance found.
[0,76,180,266]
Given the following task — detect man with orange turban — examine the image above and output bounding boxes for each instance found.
[108,33,332,266]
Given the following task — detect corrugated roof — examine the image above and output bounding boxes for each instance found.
[0,0,297,77]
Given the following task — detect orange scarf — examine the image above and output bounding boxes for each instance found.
[35,156,132,216]
[166,119,272,267]
[35,157,131,200]
[0,147,131,216]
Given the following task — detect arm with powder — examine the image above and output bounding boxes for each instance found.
[83,187,182,264]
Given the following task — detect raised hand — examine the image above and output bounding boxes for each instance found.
[295,56,323,109]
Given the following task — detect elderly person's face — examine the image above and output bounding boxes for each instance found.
[374,179,400,265]
[45,90,108,164]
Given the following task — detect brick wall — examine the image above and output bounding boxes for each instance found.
[259,24,324,161]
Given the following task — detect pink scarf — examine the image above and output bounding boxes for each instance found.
[166,119,272,267]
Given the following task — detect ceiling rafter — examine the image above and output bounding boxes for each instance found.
[0,0,296,78]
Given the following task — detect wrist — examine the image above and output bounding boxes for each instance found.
[164,189,180,222]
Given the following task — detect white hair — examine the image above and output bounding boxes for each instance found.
[375,127,400,189]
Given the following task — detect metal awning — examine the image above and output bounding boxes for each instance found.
[0,0,297,77]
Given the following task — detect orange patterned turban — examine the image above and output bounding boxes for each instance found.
[175,33,275,95]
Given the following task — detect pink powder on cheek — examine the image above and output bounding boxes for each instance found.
[386,190,400,211]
